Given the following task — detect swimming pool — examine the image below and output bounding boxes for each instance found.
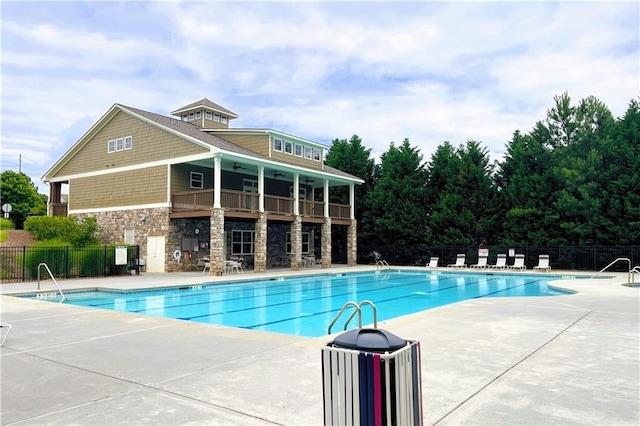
[24,270,574,337]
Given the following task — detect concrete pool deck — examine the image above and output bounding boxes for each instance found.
[1,266,638,425]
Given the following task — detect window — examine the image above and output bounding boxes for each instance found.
[189,112,194,121]
[273,138,283,152]
[108,136,132,153]
[124,229,134,244]
[221,115,228,124]
[243,179,258,193]
[286,232,310,254]
[289,186,307,200]
[195,111,201,119]
[232,230,255,255]
[182,114,188,121]
[190,171,204,189]
[214,113,220,122]
[205,111,212,120]
[304,146,312,159]
[313,148,322,161]
[284,140,293,154]
[294,144,303,157]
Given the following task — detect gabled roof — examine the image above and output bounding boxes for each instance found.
[170,98,239,119]
[43,102,364,185]
[120,104,257,157]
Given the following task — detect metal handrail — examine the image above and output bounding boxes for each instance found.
[37,263,66,302]
[343,300,378,331]
[631,266,640,285]
[589,257,632,284]
[327,300,378,335]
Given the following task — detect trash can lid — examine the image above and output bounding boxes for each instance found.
[333,328,406,352]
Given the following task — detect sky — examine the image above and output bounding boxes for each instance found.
[1,0,638,195]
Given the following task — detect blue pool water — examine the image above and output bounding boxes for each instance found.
[25,270,575,337]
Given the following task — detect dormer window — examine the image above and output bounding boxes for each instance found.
[214,113,220,122]
[221,115,228,124]
[189,112,194,120]
[195,111,201,119]
[284,140,293,154]
[205,111,212,120]
[273,138,283,152]
[304,146,312,159]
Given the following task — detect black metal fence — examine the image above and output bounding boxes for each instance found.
[0,245,140,283]
[359,244,640,272]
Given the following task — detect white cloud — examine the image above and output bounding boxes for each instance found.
[1,1,638,195]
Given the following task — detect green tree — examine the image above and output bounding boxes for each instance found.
[365,139,429,245]
[325,135,376,242]
[428,141,498,245]
[0,171,46,229]
[596,98,640,244]
[496,131,561,245]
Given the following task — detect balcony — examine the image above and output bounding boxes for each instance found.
[171,189,351,222]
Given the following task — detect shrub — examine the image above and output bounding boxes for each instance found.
[24,216,98,247]
[0,218,13,230]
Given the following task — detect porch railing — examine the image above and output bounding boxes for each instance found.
[171,189,350,219]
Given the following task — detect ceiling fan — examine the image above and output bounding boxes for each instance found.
[232,162,246,171]
[273,171,284,179]
[304,177,315,184]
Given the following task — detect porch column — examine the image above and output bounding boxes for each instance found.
[254,212,267,272]
[48,182,62,216]
[213,155,222,209]
[321,217,332,268]
[323,179,330,217]
[258,166,265,212]
[347,219,357,267]
[290,216,302,271]
[349,182,355,220]
[293,173,299,215]
[209,208,225,275]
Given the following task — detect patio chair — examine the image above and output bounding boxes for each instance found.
[447,254,467,268]
[202,257,210,274]
[426,257,439,268]
[470,255,488,269]
[303,255,316,268]
[533,254,551,272]
[489,254,507,269]
[507,254,527,271]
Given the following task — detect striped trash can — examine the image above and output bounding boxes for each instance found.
[321,328,422,426]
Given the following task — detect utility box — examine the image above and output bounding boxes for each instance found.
[321,328,422,425]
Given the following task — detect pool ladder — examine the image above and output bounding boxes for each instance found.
[37,263,66,302]
[327,300,378,334]
[589,257,639,285]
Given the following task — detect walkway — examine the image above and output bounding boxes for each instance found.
[1,267,638,425]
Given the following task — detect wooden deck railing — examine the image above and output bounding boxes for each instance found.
[171,189,350,219]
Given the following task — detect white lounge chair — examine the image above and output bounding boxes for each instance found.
[426,257,439,268]
[470,255,488,269]
[202,257,210,274]
[508,254,527,271]
[533,254,551,272]
[490,254,507,269]
[447,254,467,268]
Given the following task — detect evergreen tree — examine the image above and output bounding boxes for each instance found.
[365,139,428,245]
[325,134,377,242]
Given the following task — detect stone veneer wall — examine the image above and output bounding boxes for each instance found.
[209,208,225,275]
[254,214,267,272]
[290,216,302,270]
[321,218,332,268]
[347,219,357,266]
[75,207,171,267]
[165,217,211,272]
